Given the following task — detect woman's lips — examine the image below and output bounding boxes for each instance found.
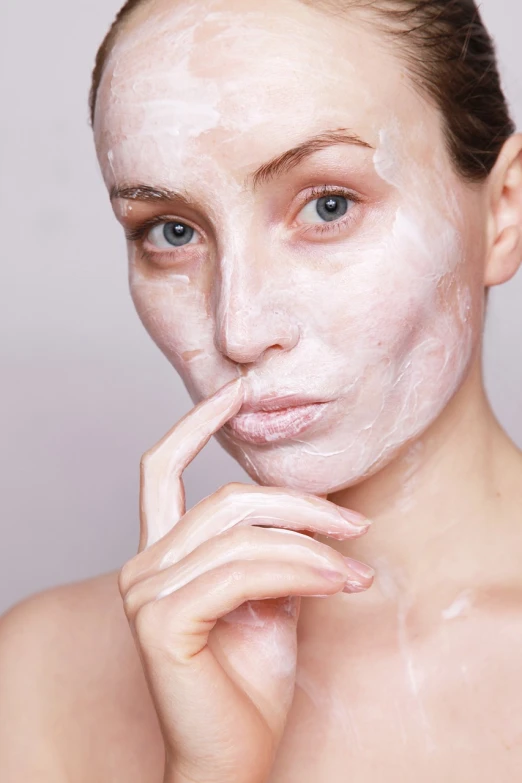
[224,402,331,444]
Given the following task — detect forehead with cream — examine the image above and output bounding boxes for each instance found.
[94,0,445,190]
[93,0,484,494]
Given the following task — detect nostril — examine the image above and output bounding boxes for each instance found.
[216,305,300,363]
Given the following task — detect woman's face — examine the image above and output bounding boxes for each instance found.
[94,0,488,494]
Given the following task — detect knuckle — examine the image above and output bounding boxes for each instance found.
[118,559,138,596]
[133,600,159,642]
[134,602,187,664]
[122,585,140,620]
[140,448,157,469]
[218,559,249,585]
[216,481,245,501]
[223,523,259,548]
[134,601,183,655]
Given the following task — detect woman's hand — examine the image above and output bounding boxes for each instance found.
[118,378,374,783]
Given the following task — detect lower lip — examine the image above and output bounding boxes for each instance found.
[224,402,330,444]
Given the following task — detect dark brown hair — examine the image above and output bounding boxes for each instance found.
[88,0,516,182]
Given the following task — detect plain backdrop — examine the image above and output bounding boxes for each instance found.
[1,0,521,614]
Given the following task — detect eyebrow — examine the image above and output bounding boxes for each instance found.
[248,128,373,189]
[110,128,373,202]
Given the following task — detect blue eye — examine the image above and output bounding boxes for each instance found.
[298,194,351,224]
[317,195,349,221]
[147,221,198,248]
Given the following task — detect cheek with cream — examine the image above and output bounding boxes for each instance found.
[94,0,485,496]
[217,161,477,493]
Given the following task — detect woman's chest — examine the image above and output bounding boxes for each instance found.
[268,674,522,782]
[86,605,522,782]
[267,617,522,782]
[101,657,522,783]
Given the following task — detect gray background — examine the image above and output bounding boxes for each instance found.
[1,1,521,614]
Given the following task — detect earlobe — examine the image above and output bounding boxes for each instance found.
[484,133,522,288]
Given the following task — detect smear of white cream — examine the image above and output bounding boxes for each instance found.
[441,589,474,620]
[94,0,479,504]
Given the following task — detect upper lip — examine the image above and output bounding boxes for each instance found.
[235,394,328,415]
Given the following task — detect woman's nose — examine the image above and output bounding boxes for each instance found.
[214,265,300,365]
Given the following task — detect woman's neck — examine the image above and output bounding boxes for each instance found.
[323,355,522,614]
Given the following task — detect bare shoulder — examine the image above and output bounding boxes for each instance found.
[0,571,129,693]
[0,573,164,782]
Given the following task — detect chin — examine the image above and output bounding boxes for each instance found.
[214,423,411,495]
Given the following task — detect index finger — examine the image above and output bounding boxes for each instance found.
[139,377,244,551]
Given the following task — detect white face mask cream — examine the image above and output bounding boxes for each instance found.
[94,0,486,497]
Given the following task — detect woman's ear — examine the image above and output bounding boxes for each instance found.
[484,132,522,287]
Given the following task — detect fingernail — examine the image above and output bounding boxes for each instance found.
[343,557,375,580]
[337,507,373,527]
[342,581,371,594]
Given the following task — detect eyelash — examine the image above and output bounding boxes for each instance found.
[296,185,362,237]
[124,184,362,256]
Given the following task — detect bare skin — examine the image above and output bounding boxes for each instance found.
[2,0,522,780]
[1,361,522,782]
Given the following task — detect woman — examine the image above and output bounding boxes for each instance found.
[1,0,522,780]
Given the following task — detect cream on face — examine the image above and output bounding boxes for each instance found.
[94,0,486,495]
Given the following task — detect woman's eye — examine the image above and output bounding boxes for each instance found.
[147,221,199,249]
[297,194,352,224]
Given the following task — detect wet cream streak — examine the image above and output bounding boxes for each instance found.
[95,0,483,499]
